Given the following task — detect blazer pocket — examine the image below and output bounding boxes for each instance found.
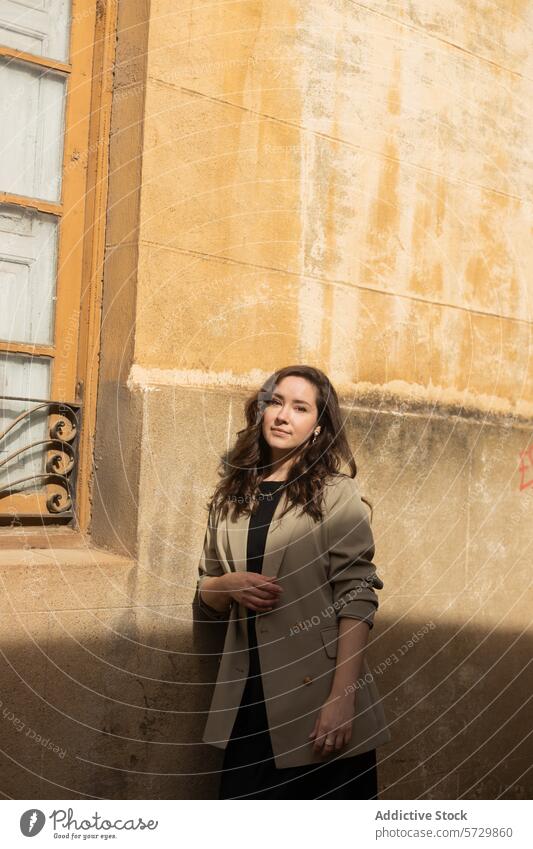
[320,626,338,659]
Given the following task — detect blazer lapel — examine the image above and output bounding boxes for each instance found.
[224,491,298,580]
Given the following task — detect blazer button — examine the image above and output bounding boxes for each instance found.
[303,675,313,685]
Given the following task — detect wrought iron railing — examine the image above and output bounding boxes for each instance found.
[0,395,82,524]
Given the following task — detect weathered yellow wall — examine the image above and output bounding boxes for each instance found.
[134,0,533,417]
[125,0,532,798]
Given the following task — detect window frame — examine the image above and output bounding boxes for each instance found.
[0,0,118,531]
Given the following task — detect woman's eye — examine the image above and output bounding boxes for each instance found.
[269,399,307,411]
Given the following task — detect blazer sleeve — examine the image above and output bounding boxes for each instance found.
[325,478,384,629]
[196,505,232,621]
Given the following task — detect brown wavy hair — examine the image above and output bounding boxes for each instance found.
[206,365,373,525]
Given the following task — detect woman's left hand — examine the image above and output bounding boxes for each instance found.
[308,691,356,757]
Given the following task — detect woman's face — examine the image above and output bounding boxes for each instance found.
[261,375,319,457]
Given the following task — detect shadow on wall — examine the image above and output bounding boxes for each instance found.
[0,613,530,799]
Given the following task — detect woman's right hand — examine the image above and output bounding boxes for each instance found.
[221,572,283,612]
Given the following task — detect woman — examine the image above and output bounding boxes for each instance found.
[196,365,391,799]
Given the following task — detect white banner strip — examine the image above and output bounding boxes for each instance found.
[3,799,532,847]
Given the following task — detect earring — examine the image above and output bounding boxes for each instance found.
[311,429,320,445]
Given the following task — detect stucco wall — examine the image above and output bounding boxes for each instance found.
[118,0,533,795]
[134,0,533,414]
[121,0,533,798]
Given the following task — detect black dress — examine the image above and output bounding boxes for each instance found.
[219,480,378,800]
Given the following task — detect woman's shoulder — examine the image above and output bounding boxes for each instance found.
[322,472,362,506]
[323,472,360,490]
[321,472,373,519]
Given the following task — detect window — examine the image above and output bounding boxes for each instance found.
[0,0,113,527]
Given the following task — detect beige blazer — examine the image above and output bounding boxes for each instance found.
[196,473,391,769]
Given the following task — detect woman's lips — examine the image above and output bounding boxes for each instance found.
[272,428,290,435]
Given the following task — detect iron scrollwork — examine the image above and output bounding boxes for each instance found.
[0,395,81,522]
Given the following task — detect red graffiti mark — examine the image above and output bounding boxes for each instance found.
[518,445,533,490]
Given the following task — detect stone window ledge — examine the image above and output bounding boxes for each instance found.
[0,532,136,613]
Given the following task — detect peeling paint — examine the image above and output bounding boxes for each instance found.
[127,364,533,421]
